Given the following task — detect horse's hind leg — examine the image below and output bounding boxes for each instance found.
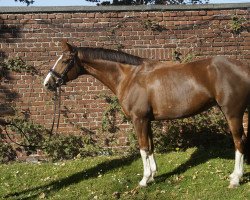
[147,128,157,184]
[225,115,245,188]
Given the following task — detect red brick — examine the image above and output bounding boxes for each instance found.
[0,7,249,147]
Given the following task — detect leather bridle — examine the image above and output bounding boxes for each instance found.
[49,56,76,88]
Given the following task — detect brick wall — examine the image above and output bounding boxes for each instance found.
[0,4,249,145]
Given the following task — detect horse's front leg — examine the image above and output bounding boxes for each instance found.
[133,117,157,187]
[225,116,245,188]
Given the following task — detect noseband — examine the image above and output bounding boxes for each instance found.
[49,57,76,87]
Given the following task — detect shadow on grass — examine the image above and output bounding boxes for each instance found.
[156,145,235,184]
[4,154,139,200]
[241,172,250,185]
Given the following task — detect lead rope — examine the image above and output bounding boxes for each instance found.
[50,85,61,135]
[56,86,61,133]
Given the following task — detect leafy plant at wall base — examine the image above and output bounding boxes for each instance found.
[0,142,16,163]
[43,134,105,161]
[2,117,106,161]
[44,135,84,161]
[8,118,49,154]
[80,134,108,157]
[127,129,139,155]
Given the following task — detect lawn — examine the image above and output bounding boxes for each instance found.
[0,147,250,200]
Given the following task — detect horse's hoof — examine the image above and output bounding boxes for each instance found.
[228,183,239,189]
[147,177,155,184]
[139,181,147,187]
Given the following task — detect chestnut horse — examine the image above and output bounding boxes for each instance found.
[44,41,250,188]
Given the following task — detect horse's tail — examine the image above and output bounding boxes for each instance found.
[245,105,250,164]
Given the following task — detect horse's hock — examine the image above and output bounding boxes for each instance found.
[0,4,249,148]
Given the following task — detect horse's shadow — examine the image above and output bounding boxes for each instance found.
[156,146,234,184]
[156,141,250,186]
[3,155,139,200]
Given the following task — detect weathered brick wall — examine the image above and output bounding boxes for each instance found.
[0,4,249,144]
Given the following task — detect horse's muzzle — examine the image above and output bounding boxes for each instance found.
[44,81,57,92]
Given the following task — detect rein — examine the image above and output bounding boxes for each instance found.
[50,86,62,134]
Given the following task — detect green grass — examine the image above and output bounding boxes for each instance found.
[0,147,250,200]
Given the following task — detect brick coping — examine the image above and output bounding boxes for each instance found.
[0,3,249,14]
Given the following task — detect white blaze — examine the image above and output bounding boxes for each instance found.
[43,55,63,87]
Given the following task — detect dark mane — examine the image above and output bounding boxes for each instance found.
[78,47,144,65]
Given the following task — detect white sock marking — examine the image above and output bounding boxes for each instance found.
[229,150,244,187]
[148,154,157,182]
[139,149,151,186]
[139,149,157,186]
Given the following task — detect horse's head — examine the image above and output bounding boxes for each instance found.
[44,40,84,91]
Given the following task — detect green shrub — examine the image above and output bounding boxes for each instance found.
[80,134,109,157]
[43,134,106,161]
[1,104,231,162]
[0,142,16,163]
[44,135,84,161]
[4,117,106,161]
[8,118,49,154]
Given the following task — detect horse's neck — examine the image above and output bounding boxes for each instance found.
[83,60,129,95]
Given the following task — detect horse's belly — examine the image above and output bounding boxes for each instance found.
[151,91,214,120]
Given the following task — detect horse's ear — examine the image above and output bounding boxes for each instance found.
[62,39,75,53]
